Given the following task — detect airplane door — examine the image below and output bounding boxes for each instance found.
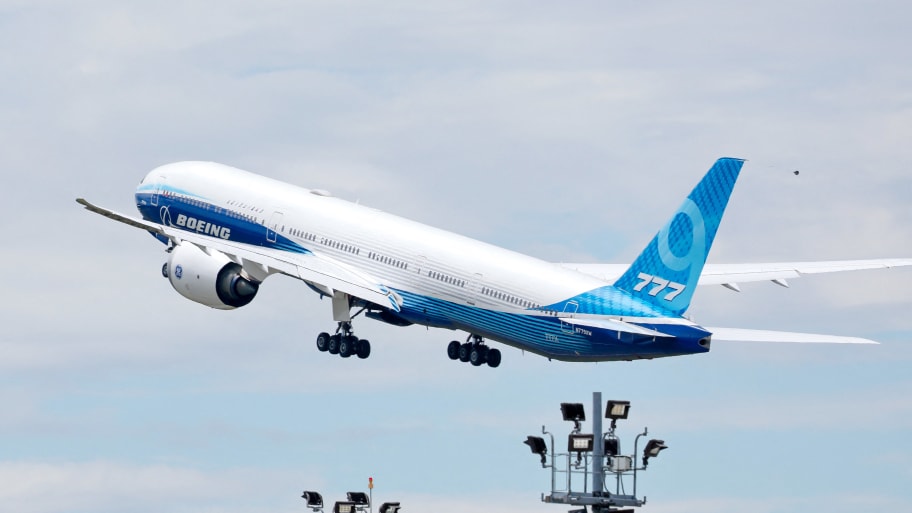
[560,301,579,334]
[151,179,163,207]
[466,273,483,306]
[267,211,283,243]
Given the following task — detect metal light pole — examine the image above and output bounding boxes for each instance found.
[591,391,604,498]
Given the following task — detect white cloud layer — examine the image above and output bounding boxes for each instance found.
[1,1,911,512]
[0,460,318,513]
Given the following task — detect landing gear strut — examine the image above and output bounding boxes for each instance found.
[316,321,371,359]
[447,334,501,368]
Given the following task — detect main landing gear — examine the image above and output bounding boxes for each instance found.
[316,321,371,359]
[315,293,371,360]
[447,334,501,368]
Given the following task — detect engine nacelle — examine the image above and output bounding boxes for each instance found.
[163,243,260,310]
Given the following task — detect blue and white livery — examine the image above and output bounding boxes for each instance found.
[77,158,912,367]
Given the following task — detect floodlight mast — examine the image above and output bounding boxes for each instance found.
[304,489,399,513]
[526,392,667,512]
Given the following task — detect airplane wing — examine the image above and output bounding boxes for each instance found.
[560,260,912,290]
[705,327,878,344]
[76,198,402,312]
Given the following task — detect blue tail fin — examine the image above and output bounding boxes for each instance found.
[614,157,745,315]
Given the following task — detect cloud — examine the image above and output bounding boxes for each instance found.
[636,381,912,432]
[648,493,912,513]
[2,2,912,513]
[0,459,318,513]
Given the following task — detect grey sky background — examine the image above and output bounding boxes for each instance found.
[2,1,911,512]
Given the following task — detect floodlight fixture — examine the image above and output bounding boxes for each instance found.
[560,402,586,431]
[347,492,370,506]
[560,402,586,422]
[334,501,357,513]
[379,502,401,513]
[642,438,668,467]
[604,437,620,457]
[524,435,548,465]
[302,491,324,511]
[567,433,594,452]
[605,400,631,421]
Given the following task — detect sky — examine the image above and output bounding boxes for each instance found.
[2,1,911,512]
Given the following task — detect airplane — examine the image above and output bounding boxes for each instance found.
[77,157,912,368]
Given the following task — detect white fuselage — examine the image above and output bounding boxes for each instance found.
[146,162,604,313]
[135,161,709,361]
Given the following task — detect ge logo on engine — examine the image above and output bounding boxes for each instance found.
[174,264,183,280]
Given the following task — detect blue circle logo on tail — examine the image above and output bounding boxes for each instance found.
[657,199,706,274]
[613,158,744,316]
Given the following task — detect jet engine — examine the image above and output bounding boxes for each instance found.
[162,243,259,310]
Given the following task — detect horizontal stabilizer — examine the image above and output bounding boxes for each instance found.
[707,327,878,344]
[559,317,673,338]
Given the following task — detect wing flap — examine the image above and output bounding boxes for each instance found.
[707,327,878,344]
[557,263,627,282]
[698,260,912,286]
[698,268,800,285]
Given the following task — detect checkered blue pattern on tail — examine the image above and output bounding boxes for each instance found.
[613,158,745,316]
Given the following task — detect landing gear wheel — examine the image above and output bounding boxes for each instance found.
[470,346,488,366]
[458,343,472,362]
[339,336,356,358]
[447,341,461,360]
[316,332,331,352]
[356,339,371,359]
[486,348,502,368]
[328,334,341,354]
